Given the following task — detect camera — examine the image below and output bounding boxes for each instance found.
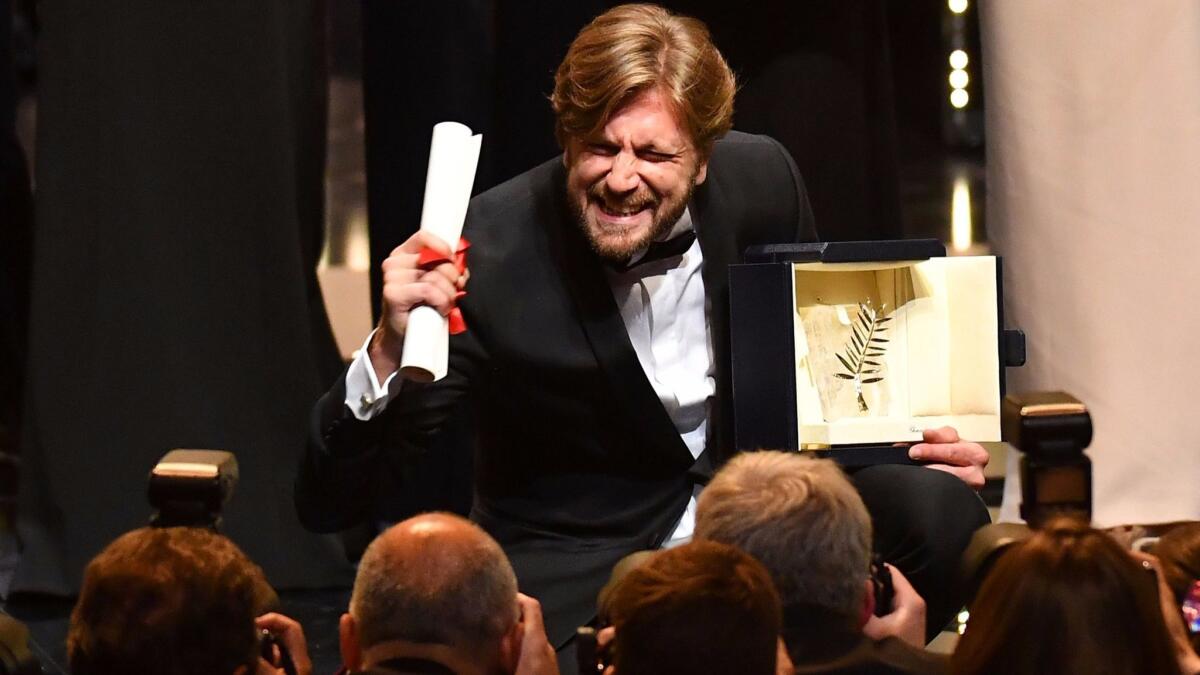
[259,629,297,675]
[575,626,609,675]
[961,392,1094,601]
[1001,391,1093,527]
[870,554,895,617]
[147,449,239,529]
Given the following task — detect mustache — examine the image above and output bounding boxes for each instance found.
[587,183,659,211]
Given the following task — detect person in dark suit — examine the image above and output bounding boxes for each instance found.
[297,3,989,651]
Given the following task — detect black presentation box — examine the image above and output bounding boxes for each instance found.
[729,240,1026,465]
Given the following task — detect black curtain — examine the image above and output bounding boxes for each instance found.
[1,0,32,529]
[363,1,901,306]
[15,1,354,593]
[676,0,902,241]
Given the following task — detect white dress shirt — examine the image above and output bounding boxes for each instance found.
[603,209,713,546]
[344,208,714,547]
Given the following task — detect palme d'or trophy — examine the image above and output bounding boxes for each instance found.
[834,301,891,414]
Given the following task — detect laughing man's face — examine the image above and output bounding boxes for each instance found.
[564,87,708,263]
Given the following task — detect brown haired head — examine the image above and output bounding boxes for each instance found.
[1153,522,1200,604]
[550,3,736,157]
[68,527,276,675]
[953,516,1182,675]
[605,540,782,675]
[1151,522,1200,654]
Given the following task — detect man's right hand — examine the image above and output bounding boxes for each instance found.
[368,230,469,382]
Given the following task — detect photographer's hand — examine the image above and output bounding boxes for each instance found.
[256,613,313,675]
[514,594,559,675]
[908,426,989,490]
[1132,553,1200,675]
[862,564,927,649]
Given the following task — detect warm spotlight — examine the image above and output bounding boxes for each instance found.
[949,50,969,70]
[949,69,970,89]
[950,88,970,109]
[948,0,968,14]
[951,176,972,252]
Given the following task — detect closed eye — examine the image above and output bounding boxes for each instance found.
[587,143,619,156]
[639,150,678,163]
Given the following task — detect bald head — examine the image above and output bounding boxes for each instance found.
[350,513,519,653]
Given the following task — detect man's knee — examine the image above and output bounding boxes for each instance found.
[852,464,991,637]
[852,463,990,556]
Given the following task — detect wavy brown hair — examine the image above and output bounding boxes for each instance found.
[550,3,736,157]
[953,517,1182,675]
[68,527,276,675]
[605,540,782,675]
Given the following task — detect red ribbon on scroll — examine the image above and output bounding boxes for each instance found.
[416,237,471,335]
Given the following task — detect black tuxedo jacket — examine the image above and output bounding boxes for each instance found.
[296,131,817,646]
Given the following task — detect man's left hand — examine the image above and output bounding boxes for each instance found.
[908,426,989,491]
[513,594,559,675]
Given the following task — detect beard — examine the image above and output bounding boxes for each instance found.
[570,176,697,263]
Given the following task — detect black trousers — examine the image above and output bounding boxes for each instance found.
[851,463,991,640]
[555,463,989,672]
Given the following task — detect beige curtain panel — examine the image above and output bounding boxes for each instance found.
[983,0,1200,525]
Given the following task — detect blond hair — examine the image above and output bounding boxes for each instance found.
[551,3,736,156]
[696,451,872,617]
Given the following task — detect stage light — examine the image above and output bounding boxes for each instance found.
[949,50,969,69]
[346,207,372,271]
[948,0,968,14]
[950,88,970,109]
[949,69,970,89]
[951,176,972,252]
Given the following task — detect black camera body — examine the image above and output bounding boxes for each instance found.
[870,554,895,618]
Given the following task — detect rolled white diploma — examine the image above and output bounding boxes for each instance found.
[399,122,482,383]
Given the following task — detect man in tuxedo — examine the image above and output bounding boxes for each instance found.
[297,3,989,651]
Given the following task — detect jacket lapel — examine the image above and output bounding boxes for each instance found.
[546,163,695,467]
[690,174,738,466]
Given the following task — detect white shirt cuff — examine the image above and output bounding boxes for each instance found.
[344,329,402,421]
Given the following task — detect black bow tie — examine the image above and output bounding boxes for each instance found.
[609,230,697,273]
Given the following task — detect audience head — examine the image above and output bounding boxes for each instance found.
[1151,522,1200,652]
[67,526,277,675]
[340,512,522,674]
[551,3,736,157]
[953,516,1182,675]
[696,451,874,624]
[604,540,782,675]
